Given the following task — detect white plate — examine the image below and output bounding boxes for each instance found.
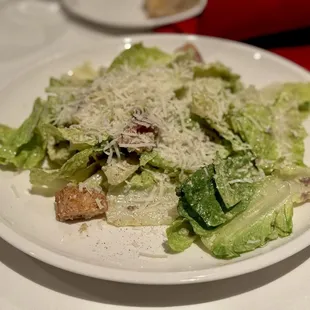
[61,0,207,29]
[0,34,310,285]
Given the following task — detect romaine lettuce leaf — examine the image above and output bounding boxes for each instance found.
[201,173,310,258]
[193,62,242,92]
[45,62,98,94]
[230,98,307,172]
[40,124,107,165]
[177,165,227,227]
[139,151,157,166]
[140,151,180,175]
[232,85,276,110]
[79,171,106,192]
[102,159,139,186]
[10,133,46,169]
[277,83,310,111]
[129,170,155,189]
[214,153,264,208]
[109,43,172,71]
[191,78,248,152]
[166,218,197,252]
[47,139,71,166]
[58,127,100,149]
[176,188,250,238]
[30,148,95,187]
[42,124,105,151]
[0,99,44,166]
[0,124,15,145]
[106,175,178,226]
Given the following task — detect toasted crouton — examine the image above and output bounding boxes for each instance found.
[55,185,108,222]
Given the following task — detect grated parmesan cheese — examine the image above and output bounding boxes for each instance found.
[139,252,168,259]
[10,184,20,198]
[95,198,105,210]
[54,62,224,171]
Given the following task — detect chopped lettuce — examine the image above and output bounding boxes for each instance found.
[146,152,176,171]
[79,171,106,192]
[41,124,105,151]
[166,218,197,252]
[58,127,100,149]
[0,124,15,145]
[191,78,248,152]
[200,174,309,258]
[102,159,139,186]
[193,62,242,92]
[168,162,310,258]
[140,151,158,167]
[129,170,155,189]
[10,133,46,169]
[177,165,227,227]
[45,62,99,94]
[0,99,44,167]
[47,139,71,166]
[214,153,264,208]
[230,97,308,172]
[140,151,182,177]
[276,83,310,110]
[109,43,172,71]
[30,148,95,187]
[106,175,178,226]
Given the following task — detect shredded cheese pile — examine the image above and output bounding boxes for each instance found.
[54,62,224,171]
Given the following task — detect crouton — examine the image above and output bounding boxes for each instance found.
[55,185,108,222]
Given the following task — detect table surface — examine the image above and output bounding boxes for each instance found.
[1,3,310,309]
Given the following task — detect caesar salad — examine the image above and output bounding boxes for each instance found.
[1,42,310,259]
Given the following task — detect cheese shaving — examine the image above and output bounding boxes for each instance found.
[95,198,105,210]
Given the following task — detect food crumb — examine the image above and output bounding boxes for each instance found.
[79,223,88,234]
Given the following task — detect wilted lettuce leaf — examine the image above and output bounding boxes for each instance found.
[58,127,100,149]
[102,159,139,186]
[166,218,197,252]
[46,62,99,95]
[140,151,180,174]
[80,171,106,192]
[214,153,264,208]
[139,151,157,166]
[30,148,95,187]
[193,62,242,92]
[231,85,276,110]
[0,99,44,167]
[0,124,15,145]
[201,173,310,258]
[176,187,252,238]
[106,175,178,226]
[109,43,172,71]
[148,153,176,171]
[40,124,107,165]
[230,98,307,172]
[129,170,155,189]
[276,83,310,111]
[10,133,46,169]
[42,124,105,150]
[177,165,227,227]
[191,78,248,152]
